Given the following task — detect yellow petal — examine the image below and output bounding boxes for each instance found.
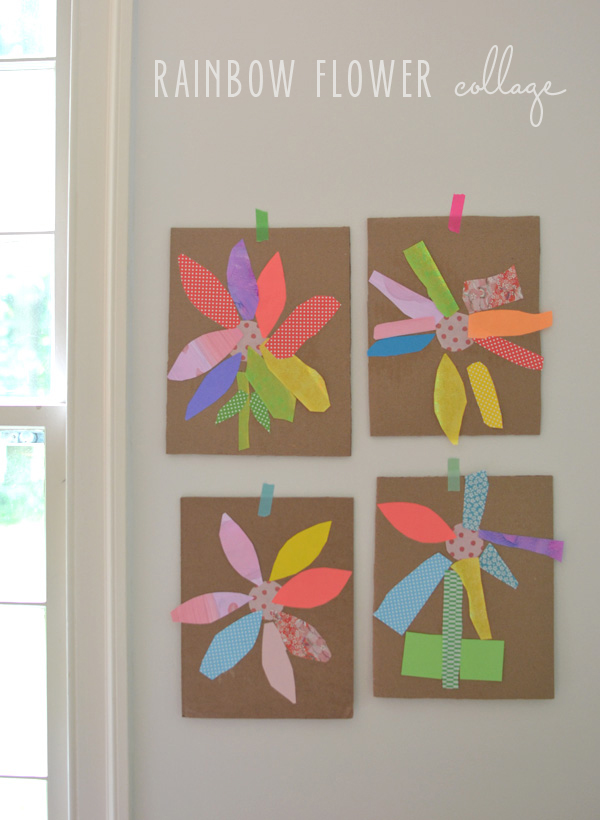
[451,558,492,640]
[434,354,467,445]
[260,346,330,412]
[467,362,503,429]
[269,521,332,581]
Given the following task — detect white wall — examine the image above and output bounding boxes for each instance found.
[129,1,600,818]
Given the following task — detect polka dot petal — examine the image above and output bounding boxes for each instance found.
[472,336,544,371]
[200,611,263,679]
[265,296,340,359]
[179,254,240,329]
[467,362,503,429]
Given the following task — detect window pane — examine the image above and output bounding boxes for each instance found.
[0,66,55,233]
[0,778,47,820]
[0,236,53,399]
[0,0,56,59]
[0,604,47,776]
[0,431,45,602]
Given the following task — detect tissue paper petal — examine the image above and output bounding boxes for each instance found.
[245,348,296,421]
[478,530,563,562]
[369,270,443,322]
[434,354,467,444]
[261,347,330,412]
[227,239,259,320]
[451,558,492,640]
[185,354,242,420]
[168,328,243,380]
[403,241,459,318]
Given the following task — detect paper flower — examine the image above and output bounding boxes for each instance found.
[374,470,563,688]
[368,242,553,443]
[171,513,351,703]
[168,240,341,449]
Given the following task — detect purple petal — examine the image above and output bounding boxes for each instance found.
[168,328,243,380]
[478,530,564,562]
[185,354,241,420]
[171,592,252,623]
[219,513,263,585]
[370,270,443,322]
[227,240,259,320]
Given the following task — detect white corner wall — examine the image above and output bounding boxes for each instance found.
[128,2,600,818]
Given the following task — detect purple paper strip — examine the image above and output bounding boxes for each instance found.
[227,239,259,320]
[185,354,242,420]
[369,270,443,322]
[478,529,564,562]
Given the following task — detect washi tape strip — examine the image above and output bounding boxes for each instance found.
[448,194,465,233]
[258,483,275,517]
[256,209,269,242]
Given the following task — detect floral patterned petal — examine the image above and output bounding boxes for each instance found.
[275,612,331,662]
[168,328,243,380]
[227,240,259,320]
[178,254,240,328]
[171,592,252,624]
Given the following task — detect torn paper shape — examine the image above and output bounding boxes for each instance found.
[401,632,504,682]
[451,558,492,640]
[403,241,459,318]
[258,483,275,517]
[262,622,296,702]
[255,209,269,242]
[367,333,435,357]
[434,354,467,444]
[378,502,456,543]
[479,530,564,562]
[373,317,438,340]
[215,390,249,424]
[462,470,489,531]
[468,310,553,339]
[442,569,463,688]
[448,194,465,233]
[369,271,443,322]
[171,591,252,623]
[237,372,250,450]
[245,348,296,421]
[227,240,260,320]
[200,611,263,679]
[265,296,341,359]
[467,362,503,429]
[273,568,351,608]
[179,254,240,328]
[447,458,460,491]
[219,513,263,585]
[270,521,332,581]
[261,346,330,412]
[374,553,452,635]
[168,328,243,380]
[275,612,331,661]
[473,336,544,370]
[255,253,286,337]
[462,266,523,314]
[479,545,518,588]
[250,391,270,431]
[185,354,242,420]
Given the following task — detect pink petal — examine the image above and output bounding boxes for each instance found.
[275,612,332,661]
[171,592,252,623]
[265,296,340,359]
[178,254,240,328]
[272,568,352,608]
[369,270,443,322]
[168,328,243,380]
[261,622,296,702]
[255,252,286,337]
[219,513,263,585]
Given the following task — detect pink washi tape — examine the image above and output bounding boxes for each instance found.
[448,194,465,233]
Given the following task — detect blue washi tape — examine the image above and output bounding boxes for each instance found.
[258,483,275,517]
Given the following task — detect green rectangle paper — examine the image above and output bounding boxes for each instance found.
[401,632,504,682]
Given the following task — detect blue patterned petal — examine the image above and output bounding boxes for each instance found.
[462,470,489,531]
[480,544,518,589]
[200,611,263,679]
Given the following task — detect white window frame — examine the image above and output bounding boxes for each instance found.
[66,0,131,817]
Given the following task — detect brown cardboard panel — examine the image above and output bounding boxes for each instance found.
[180,497,354,718]
[367,217,542,437]
[373,475,555,699]
[167,228,351,455]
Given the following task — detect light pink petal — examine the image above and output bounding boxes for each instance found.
[219,513,263,585]
[255,252,287,337]
[178,254,240,328]
[171,592,252,623]
[373,317,438,340]
[369,270,443,322]
[168,328,243,380]
[261,622,296,703]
